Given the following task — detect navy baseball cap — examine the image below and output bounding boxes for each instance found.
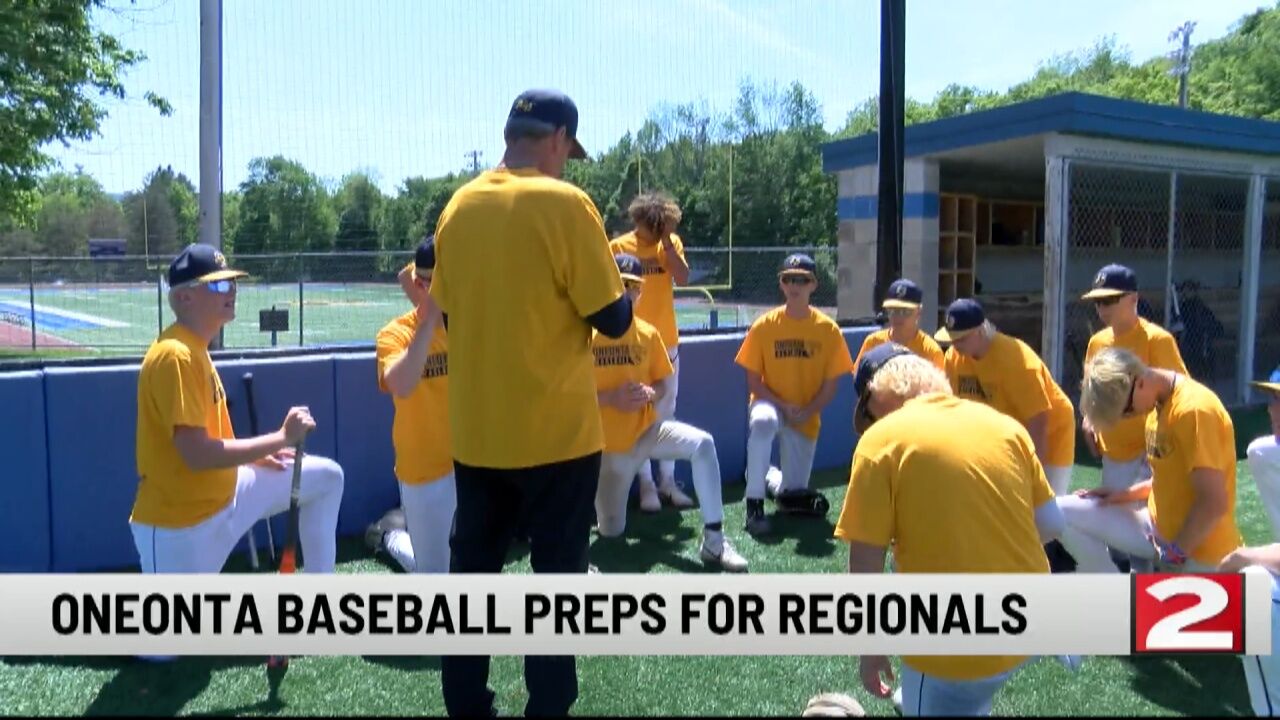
[853,343,915,434]
[167,243,247,287]
[615,253,643,283]
[883,278,924,309]
[505,89,587,160]
[779,253,817,277]
[1081,264,1138,300]
[934,298,986,343]
[413,235,436,278]
[1251,366,1280,395]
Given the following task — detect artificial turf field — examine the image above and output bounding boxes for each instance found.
[0,457,1271,717]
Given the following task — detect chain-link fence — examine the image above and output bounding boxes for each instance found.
[0,246,834,357]
[1059,162,1261,405]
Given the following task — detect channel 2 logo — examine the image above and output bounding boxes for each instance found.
[1131,574,1245,654]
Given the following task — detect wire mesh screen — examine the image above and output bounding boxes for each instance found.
[1169,174,1248,401]
[1256,178,1280,381]
[0,247,835,355]
[1061,163,1173,402]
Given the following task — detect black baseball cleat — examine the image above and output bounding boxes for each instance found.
[774,489,830,517]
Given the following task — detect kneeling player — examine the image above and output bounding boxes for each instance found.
[132,244,345,582]
[1247,368,1280,539]
[1060,348,1242,572]
[734,253,855,536]
[1219,543,1280,716]
[593,254,748,572]
[368,237,455,574]
[836,343,1071,716]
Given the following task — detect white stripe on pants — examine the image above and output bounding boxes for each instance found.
[597,419,724,537]
[899,660,1025,717]
[130,455,345,574]
[1240,565,1280,716]
[638,348,680,485]
[745,400,817,500]
[385,473,457,573]
[1056,495,1214,573]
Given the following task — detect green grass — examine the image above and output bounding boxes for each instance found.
[1,460,1272,717]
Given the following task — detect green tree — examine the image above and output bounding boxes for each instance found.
[122,166,197,260]
[0,0,171,221]
[233,156,336,255]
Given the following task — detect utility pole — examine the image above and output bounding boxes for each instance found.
[1169,21,1196,109]
[464,150,483,174]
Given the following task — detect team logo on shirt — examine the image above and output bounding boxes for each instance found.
[774,339,820,359]
[594,343,646,367]
[421,352,448,380]
[956,375,989,401]
[1145,425,1172,460]
[640,257,665,277]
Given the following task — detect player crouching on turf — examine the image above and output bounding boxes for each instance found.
[592,253,748,572]
[1059,347,1242,572]
[1246,367,1280,540]
[835,343,1071,716]
[368,236,455,574]
[734,253,855,537]
[131,244,345,585]
[1219,541,1280,716]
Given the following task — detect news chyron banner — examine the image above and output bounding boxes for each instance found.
[0,573,1270,657]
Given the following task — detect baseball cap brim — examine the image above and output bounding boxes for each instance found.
[1251,381,1280,394]
[779,269,816,278]
[620,272,642,283]
[853,393,876,435]
[882,299,920,309]
[1081,287,1130,300]
[505,117,587,159]
[194,269,249,283]
[934,326,976,344]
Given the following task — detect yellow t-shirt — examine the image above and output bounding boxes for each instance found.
[1086,318,1189,462]
[1145,376,1242,565]
[945,333,1076,468]
[375,310,452,485]
[834,393,1053,682]
[609,232,685,351]
[853,328,945,374]
[429,167,624,468]
[592,318,674,453]
[734,306,855,440]
[131,323,237,528]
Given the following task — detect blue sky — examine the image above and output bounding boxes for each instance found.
[46,0,1271,196]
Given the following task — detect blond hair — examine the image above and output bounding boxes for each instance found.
[628,191,682,233]
[1081,347,1147,430]
[868,354,952,402]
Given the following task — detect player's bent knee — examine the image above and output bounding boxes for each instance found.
[305,456,345,493]
[749,414,778,436]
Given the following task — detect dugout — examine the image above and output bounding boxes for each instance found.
[821,92,1280,406]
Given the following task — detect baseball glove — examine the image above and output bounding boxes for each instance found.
[802,692,866,717]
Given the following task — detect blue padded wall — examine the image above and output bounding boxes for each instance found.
[332,353,399,536]
[669,332,751,488]
[44,364,144,572]
[0,371,50,571]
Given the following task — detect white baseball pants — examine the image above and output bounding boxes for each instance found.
[1099,454,1155,571]
[745,400,817,501]
[130,455,345,574]
[1241,565,1280,716]
[1045,465,1072,497]
[1249,436,1280,541]
[1056,494,1214,573]
[384,473,457,574]
[597,419,724,537]
[898,660,1026,717]
[638,348,680,486]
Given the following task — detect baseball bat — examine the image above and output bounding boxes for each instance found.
[243,372,277,561]
[267,436,306,670]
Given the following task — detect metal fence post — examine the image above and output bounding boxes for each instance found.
[156,271,164,337]
[297,254,304,347]
[1164,172,1179,329]
[1041,155,1069,383]
[1240,174,1265,403]
[28,258,36,351]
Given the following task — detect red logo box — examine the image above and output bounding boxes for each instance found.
[1132,573,1245,654]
